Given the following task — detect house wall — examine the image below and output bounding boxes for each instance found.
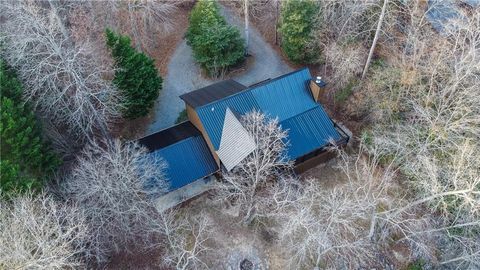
[186,104,221,166]
[294,150,337,174]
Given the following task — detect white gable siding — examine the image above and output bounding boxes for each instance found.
[216,108,256,171]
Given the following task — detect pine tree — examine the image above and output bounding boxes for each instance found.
[279,0,319,64]
[186,0,245,77]
[105,29,162,119]
[0,60,60,196]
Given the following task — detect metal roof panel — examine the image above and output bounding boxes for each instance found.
[281,106,341,159]
[216,108,256,171]
[251,68,316,121]
[196,91,260,149]
[138,121,200,151]
[179,79,247,108]
[148,136,218,191]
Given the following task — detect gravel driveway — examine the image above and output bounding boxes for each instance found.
[146,5,292,134]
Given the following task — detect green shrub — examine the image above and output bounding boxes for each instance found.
[279,0,319,64]
[105,29,162,119]
[0,61,60,196]
[334,80,356,103]
[175,109,188,124]
[186,0,245,77]
[406,259,425,270]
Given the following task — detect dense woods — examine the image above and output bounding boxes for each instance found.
[0,61,59,196]
[0,0,478,269]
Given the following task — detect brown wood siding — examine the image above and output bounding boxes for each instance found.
[309,80,322,102]
[186,104,221,166]
[294,150,337,174]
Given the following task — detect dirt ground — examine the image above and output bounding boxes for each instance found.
[180,191,289,269]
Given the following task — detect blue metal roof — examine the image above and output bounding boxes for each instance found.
[194,68,342,159]
[148,136,218,191]
[426,0,465,34]
[196,91,260,149]
[280,106,341,159]
[251,68,316,121]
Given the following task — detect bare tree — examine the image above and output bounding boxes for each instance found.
[223,0,279,44]
[0,192,88,269]
[124,0,177,50]
[324,41,366,88]
[366,3,480,221]
[362,0,389,78]
[354,4,480,267]
[0,1,121,142]
[215,110,293,225]
[310,0,391,78]
[60,139,168,262]
[316,0,384,41]
[84,0,177,52]
[158,209,212,270]
[275,144,399,269]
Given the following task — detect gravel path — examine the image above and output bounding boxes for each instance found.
[146,5,292,134]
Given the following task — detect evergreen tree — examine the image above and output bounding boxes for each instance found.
[279,0,319,64]
[0,60,60,196]
[186,0,245,77]
[186,0,225,39]
[105,29,162,119]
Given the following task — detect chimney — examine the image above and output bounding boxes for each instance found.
[309,76,327,102]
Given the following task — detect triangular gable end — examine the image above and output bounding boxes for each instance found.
[216,108,256,171]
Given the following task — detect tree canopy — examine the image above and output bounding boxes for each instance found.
[0,60,60,196]
[105,29,162,119]
[186,0,245,77]
[279,0,319,64]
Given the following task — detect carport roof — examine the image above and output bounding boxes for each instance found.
[138,121,218,191]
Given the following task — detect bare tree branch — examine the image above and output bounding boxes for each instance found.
[0,1,121,143]
[215,110,293,225]
[60,139,168,262]
[0,192,88,269]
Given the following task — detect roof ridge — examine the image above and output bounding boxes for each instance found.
[196,68,310,110]
[279,104,325,123]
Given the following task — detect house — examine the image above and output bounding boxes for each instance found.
[138,68,349,197]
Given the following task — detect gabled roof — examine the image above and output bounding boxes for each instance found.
[180,79,247,108]
[139,121,218,191]
[280,106,340,159]
[216,108,256,171]
[191,68,342,160]
[196,90,261,149]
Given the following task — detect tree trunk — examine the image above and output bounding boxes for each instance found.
[128,3,142,51]
[244,0,249,54]
[361,0,388,79]
[275,0,279,45]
